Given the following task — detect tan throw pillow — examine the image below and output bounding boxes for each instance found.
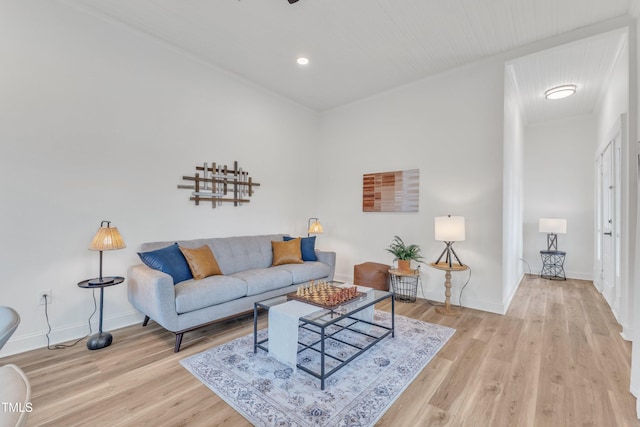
[272,238,304,266]
[179,245,223,280]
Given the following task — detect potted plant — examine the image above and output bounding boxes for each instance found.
[386,235,424,271]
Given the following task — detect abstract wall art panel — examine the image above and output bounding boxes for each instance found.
[362,169,419,212]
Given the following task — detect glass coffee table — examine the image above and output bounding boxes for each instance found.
[254,287,394,389]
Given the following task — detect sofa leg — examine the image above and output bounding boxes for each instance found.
[175,333,183,352]
[142,316,150,327]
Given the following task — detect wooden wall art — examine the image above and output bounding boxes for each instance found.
[177,161,260,208]
[362,169,419,212]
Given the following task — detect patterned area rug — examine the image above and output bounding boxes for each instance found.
[180,311,455,427]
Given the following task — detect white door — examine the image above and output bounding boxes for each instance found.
[598,121,623,318]
[600,142,615,307]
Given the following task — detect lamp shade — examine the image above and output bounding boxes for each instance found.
[434,216,465,242]
[539,218,567,234]
[307,218,323,234]
[89,221,126,251]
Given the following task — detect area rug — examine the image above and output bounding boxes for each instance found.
[180,311,455,427]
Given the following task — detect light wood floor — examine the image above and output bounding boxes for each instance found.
[2,276,638,426]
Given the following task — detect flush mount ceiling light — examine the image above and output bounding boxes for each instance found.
[544,84,577,100]
[288,0,299,3]
[296,57,309,65]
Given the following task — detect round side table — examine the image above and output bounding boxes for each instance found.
[77,276,124,350]
[388,268,420,302]
[428,262,468,316]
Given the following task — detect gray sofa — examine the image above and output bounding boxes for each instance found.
[127,234,336,351]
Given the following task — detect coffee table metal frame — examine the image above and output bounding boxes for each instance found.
[254,289,394,390]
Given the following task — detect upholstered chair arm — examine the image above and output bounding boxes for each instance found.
[127,264,179,331]
[315,250,336,281]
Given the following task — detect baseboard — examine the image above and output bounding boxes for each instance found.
[529,266,593,281]
[564,271,593,281]
[420,290,504,314]
[335,273,505,314]
[631,384,640,419]
[0,310,144,357]
[501,273,526,315]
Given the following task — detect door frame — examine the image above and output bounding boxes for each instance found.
[594,115,625,329]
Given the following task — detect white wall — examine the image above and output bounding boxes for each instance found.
[502,65,525,308]
[628,13,640,415]
[522,115,596,280]
[318,60,506,314]
[0,0,320,355]
[595,28,634,335]
[2,0,638,359]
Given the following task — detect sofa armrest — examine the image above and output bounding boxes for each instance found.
[127,264,179,331]
[315,250,336,281]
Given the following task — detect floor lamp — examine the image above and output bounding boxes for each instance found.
[86,220,126,350]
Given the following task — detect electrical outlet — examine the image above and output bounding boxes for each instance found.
[38,289,52,305]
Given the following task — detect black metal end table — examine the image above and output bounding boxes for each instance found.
[77,276,124,350]
[540,251,566,280]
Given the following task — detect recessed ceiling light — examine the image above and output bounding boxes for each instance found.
[545,85,577,100]
[296,57,309,66]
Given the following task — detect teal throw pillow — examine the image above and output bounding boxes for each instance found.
[283,235,317,261]
[138,243,193,284]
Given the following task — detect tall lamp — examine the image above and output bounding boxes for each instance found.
[84,220,126,351]
[539,218,567,251]
[307,218,323,237]
[434,215,465,267]
[88,220,126,285]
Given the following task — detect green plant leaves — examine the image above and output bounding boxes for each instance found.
[385,235,424,262]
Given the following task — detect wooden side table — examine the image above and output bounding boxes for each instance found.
[77,276,124,350]
[428,262,468,316]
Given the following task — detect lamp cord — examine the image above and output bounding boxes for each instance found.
[457,266,471,308]
[45,289,97,350]
[519,258,534,277]
[420,265,472,309]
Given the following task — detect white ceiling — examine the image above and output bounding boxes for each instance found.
[509,28,627,124]
[65,0,633,120]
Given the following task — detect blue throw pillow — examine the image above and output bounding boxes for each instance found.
[138,243,193,284]
[283,235,317,261]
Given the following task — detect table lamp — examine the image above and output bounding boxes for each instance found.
[88,220,126,285]
[539,218,566,251]
[434,215,465,267]
[307,218,323,237]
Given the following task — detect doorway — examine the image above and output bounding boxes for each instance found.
[595,119,622,318]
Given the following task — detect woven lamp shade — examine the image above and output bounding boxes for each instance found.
[308,221,323,234]
[89,225,126,251]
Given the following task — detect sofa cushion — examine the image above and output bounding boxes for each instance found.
[179,245,222,280]
[273,261,332,284]
[174,276,248,314]
[271,238,304,266]
[283,235,318,261]
[205,235,284,274]
[137,243,192,284]
[231,268,293,296]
